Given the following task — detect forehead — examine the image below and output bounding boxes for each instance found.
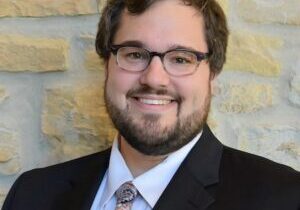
[113,0,208,51]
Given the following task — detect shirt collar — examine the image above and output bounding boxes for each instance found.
[102,131,202,208]
[100,138,133,207]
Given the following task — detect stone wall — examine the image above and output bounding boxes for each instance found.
[0,0,299,205]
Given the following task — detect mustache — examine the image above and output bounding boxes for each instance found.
[126,85,182,103]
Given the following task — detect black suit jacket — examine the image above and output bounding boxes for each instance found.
[2,125,300,210]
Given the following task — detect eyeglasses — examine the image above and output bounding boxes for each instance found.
[110,44,210,76]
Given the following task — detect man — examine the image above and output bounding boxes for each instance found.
[2,0,300,209]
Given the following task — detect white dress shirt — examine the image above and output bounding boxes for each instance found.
[91,132,202,210]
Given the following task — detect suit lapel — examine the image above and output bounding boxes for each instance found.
[153,125,223,210]
[53,149,111,210]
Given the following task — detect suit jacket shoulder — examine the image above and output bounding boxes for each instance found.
[154,125,300,210]
[2,149,111,210]
[213,146,300,210]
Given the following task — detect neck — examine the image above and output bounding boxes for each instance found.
[119,136,167,177]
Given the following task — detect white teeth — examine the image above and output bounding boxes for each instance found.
[138,98,171,105]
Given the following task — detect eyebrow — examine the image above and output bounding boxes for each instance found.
[167,44,200,52]
[113,40,202,52]
[113,40,145,48]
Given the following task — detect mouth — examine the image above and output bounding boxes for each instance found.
[129,95,178,112]
[136,98,174,105]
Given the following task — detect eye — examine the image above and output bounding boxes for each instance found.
[165,50,197,66]
[119,47,148,61]
[174,57,191,64]
[169,54,194,65]
[126,52,143,60]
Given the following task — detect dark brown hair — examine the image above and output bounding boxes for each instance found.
[95,0,229,74]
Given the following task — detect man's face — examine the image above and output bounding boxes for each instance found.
[105,0,215,155]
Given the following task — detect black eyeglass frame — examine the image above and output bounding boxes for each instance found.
[109,44,211,76]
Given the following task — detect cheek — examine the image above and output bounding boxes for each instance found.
[107,71,129,94]
[175,77,211,112]
[106,73,131,110]
[106,60,140,101]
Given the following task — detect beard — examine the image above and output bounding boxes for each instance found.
[104,84,211,156]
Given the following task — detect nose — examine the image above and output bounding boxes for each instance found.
[139,56,170,88]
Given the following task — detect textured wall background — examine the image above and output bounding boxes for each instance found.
[0,0,299,205]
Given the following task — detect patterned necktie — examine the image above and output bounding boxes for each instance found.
[115,182,138,210]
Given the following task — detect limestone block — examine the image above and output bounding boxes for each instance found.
[80,35,95,45]
[0,35,69,72]
[85,50,105,71]
[0,159,21,176]
[237,0,300,25]
[80,35,105,72]
[236,125,300,171]
[0,147,15,163]
[42,85,116,161]
[0,0,98,17]
[224,32,283,77]
[0,126,21,176]
[0,128,14,143]
[289,72,300,107]
[98,0,107,13]
[206,108,223,143]
[217,82,273,113]
[0,86,8,104]
[217,0,229,14]
[207,114,217,130]
[0,189,8,209]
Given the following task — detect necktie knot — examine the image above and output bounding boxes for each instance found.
[115,182,138,210]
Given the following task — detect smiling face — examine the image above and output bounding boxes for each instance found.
[105,0,215,155]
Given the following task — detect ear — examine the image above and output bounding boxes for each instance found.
[209,72,218,96]
[104,60,109,79]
